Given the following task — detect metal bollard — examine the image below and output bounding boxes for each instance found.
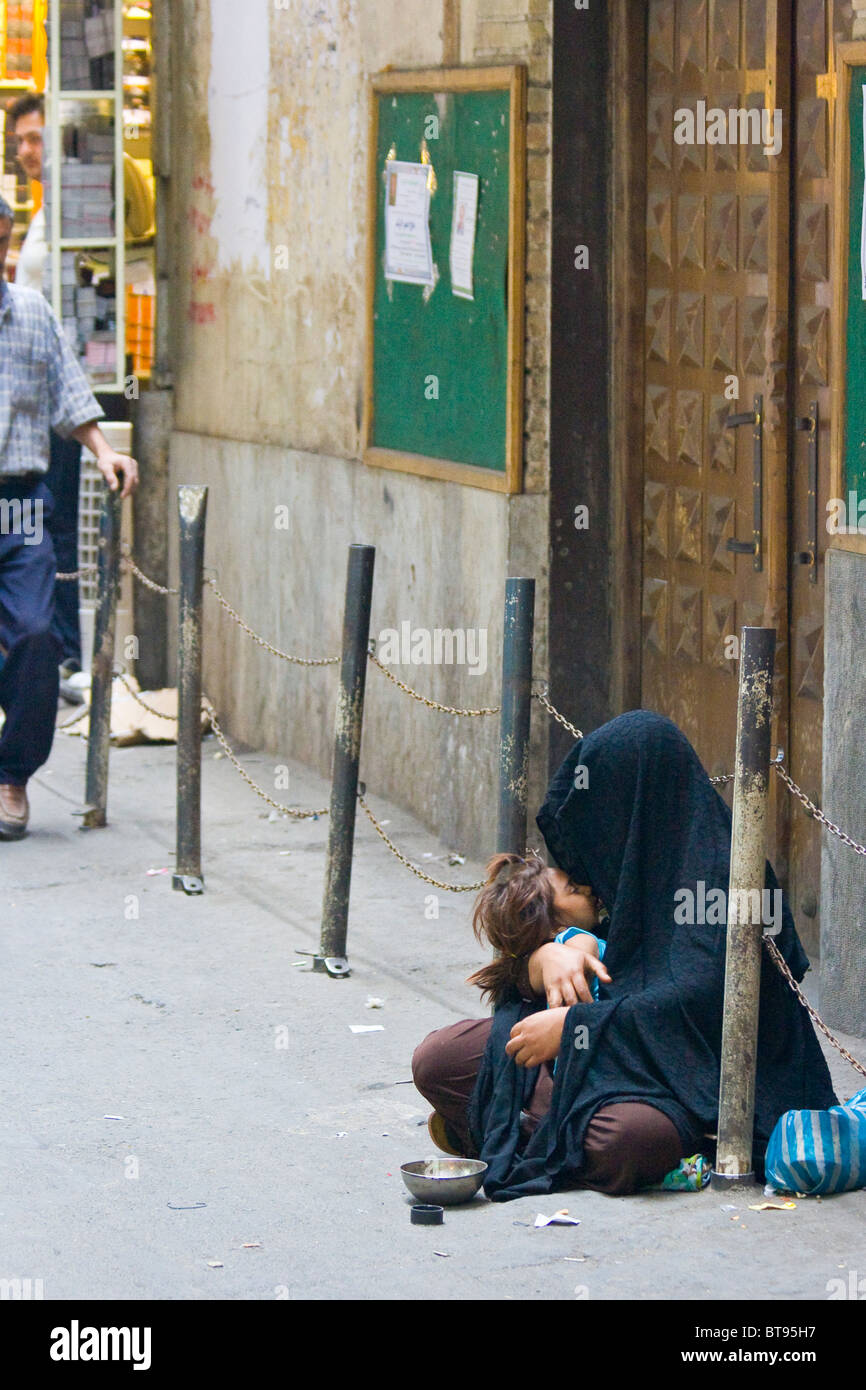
[173,485,208,895]
[316,544,376,977]
[497,577,535,854]
[82,487,122,829]
[712,625,777,1186]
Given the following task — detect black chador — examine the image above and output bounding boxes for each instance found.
[469,711,837,1199]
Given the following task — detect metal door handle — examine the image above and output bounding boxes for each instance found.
[794,402,818,584]
[724,394,763,572]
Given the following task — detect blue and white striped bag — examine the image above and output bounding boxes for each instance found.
[765,1087,866,1195]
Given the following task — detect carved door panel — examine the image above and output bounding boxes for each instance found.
[642,0,791,853]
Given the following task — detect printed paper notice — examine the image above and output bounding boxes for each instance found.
[862,86,866,298]
[384,161,434,287]
[449,171,479,300]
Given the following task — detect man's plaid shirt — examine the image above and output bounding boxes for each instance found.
[0,279,103,477]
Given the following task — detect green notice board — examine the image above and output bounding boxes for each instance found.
[364,68,526,493]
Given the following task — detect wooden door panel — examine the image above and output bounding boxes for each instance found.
[642,0,790,798]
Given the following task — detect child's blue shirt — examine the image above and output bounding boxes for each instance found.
[553,927,607,1001]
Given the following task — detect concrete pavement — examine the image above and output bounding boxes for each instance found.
[2,721,866,1301]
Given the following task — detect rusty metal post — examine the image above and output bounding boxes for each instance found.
[498,577,535,854]
[712,625,776,1187]
[82,488,122,829]
[316,543,376,977]
[173,485,208,895]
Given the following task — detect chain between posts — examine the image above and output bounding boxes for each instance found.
[62,556,866,860]
[121,544,178,595]
[56,551,177,593]
[531,682,584,741]
[56,566,96,582]
[366,649,500,716]
[204,576,341,667]
[763,937,866,1079]
[711,762,866,856]
[772,761,866,857]
[113,668,179,721]
[201,698,329,819]
[357,793,484,892]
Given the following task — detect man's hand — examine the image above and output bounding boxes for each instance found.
[71,422,140,499]
[528,941,612,1007]
[96,449,139,499]
[505,1007,569,1068]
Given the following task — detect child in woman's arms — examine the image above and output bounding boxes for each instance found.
[466,851,612,1070]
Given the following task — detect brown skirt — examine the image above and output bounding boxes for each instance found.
[412,1017,684,1196]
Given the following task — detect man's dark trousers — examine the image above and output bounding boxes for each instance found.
[45,430,82,667]
[0,478,61,785]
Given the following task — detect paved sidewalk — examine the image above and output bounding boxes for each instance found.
[2,724,865,1301]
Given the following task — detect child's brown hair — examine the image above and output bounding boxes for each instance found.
[466,851,571,1007]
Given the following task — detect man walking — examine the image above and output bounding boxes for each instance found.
[0,195,138,839]
[8,91,87,700]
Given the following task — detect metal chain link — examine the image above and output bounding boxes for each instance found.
[121,545,178,596]
[711,762,866,854]
[710,773,735,787]
[113,669,179,723]
[59,700,90,729]
[708,760,866,1074]
[202,698,329,819]
[205,577,340,667]
[357,793,484,892]
[763,936,866,1079]
[56,566,97,582]
[772,761,866,857]
[367,650,499,716]
[532,684,583,741]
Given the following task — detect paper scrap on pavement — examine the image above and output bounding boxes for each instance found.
[349,1025,385,1034]
[534,1209,581,1228]
[748,1201,797,1212]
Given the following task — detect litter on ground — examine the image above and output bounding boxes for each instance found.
[534,1209,581,1228]
[748,1201,797,1212]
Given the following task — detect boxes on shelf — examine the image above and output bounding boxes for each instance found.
[55,249,118,382]
[58,161,114,237]
[57,0,115,89]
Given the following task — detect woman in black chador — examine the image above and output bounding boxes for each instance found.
[412,710,837,1198]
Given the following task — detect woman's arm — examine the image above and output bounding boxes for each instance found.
[506,1006,570,1067]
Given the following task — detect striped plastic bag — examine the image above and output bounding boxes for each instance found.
[765,1087,866,1195]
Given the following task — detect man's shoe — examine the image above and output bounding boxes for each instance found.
[0,783,29,840]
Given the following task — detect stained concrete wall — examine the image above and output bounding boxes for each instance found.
[164,0,554,857]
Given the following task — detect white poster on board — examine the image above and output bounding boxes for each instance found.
[449,171,479,300]
[384,161,434,287]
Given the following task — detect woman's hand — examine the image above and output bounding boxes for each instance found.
[528,942,612,1007]
[506,1007,569,1068]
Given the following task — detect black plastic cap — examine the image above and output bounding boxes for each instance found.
[410,1203,444,1225]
